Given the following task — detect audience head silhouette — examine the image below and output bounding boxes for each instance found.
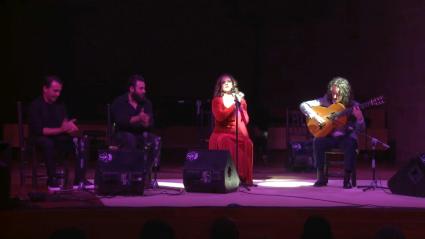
[49,227,86,239]
[374,225,405,239]
[140,219,175,239]
[210,217,239,239]
[301,215,333,239]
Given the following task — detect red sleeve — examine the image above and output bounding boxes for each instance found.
[241,99,249,124]
[212,97,235,122]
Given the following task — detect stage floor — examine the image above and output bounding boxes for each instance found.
[5,159,425,239]
[10,157,423,209]
[99,178,425,208]
[12,169,425,210]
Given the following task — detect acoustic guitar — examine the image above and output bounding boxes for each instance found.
[306,96,385,138]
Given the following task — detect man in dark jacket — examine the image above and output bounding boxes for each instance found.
[29,75,91,191]
[111,74,161,188]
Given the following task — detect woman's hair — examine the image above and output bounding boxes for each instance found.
[140,219,175,239]
[301,215,333,239]
[326,76,353,106]
[210,217,239,239]
[213,73,239,97]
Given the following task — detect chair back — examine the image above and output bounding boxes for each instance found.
[286,108,311,144]
[286,108,314,170]
[17,101,28,151]
[106,103,119,144]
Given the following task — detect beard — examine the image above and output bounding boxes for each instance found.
[131,92,145,104]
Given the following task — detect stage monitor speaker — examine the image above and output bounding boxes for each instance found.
[96,149,145,196]
[183,150,240,193]
[388,154,425,197]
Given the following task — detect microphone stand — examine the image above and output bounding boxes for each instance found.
[143,132,157,190]
[234,96,250,191]
[357,134,390,191]
[73,135,89,191]
[150,136,162,190]
[196,100,202,148]
[144,134,180,192]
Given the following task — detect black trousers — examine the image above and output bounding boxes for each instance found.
[114,131,162,177]
[34,135,86,184]
[313,135,358,171]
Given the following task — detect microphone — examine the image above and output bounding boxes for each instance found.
[232,91,244,103]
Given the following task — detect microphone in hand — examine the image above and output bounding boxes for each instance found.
[232,91,244,103]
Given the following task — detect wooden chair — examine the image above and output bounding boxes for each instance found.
[325,148,358,186]
[17,101,70,188]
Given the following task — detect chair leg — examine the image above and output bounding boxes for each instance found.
[32,147,38,188]
[19,149,25,187]
[324,161,328,179]
[64,154,71,187]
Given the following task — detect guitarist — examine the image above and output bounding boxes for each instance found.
[300,77,365,189]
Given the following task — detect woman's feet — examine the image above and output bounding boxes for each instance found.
[240,179,256,187]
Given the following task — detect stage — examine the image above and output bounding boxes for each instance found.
[99,178,425,208]
[2,160,425,239]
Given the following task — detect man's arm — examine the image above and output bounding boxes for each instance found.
[300,97,327,124]
[141,99,154,128]
[111,97,133,129]
[352,105,366,134]
[300,99,321,118]
[29,101,77,136]
[42,119,78,136]
[129,114,143,124]
[28,101,64,136]
[43,104,78,136]
[29,101,44,136]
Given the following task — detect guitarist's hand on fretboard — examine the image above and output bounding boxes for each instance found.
[352,105,364,122]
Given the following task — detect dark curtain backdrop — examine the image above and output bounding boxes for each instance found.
[4,0,425,162]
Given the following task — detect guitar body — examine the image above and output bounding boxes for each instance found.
[307,103,348,138]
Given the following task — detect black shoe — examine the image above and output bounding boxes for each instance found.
[73,180,95,190]
[343,170,352,189]
[343,181,352,189]
[47,180,61,192]
[314,168,328,187]
[314,178,328,187]
[351,172,357,187]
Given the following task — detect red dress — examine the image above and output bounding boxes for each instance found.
[208,96,254,185]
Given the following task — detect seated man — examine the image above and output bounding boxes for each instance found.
[111,74,161,187]
[29,75,92,191]
[300,77,365,189]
